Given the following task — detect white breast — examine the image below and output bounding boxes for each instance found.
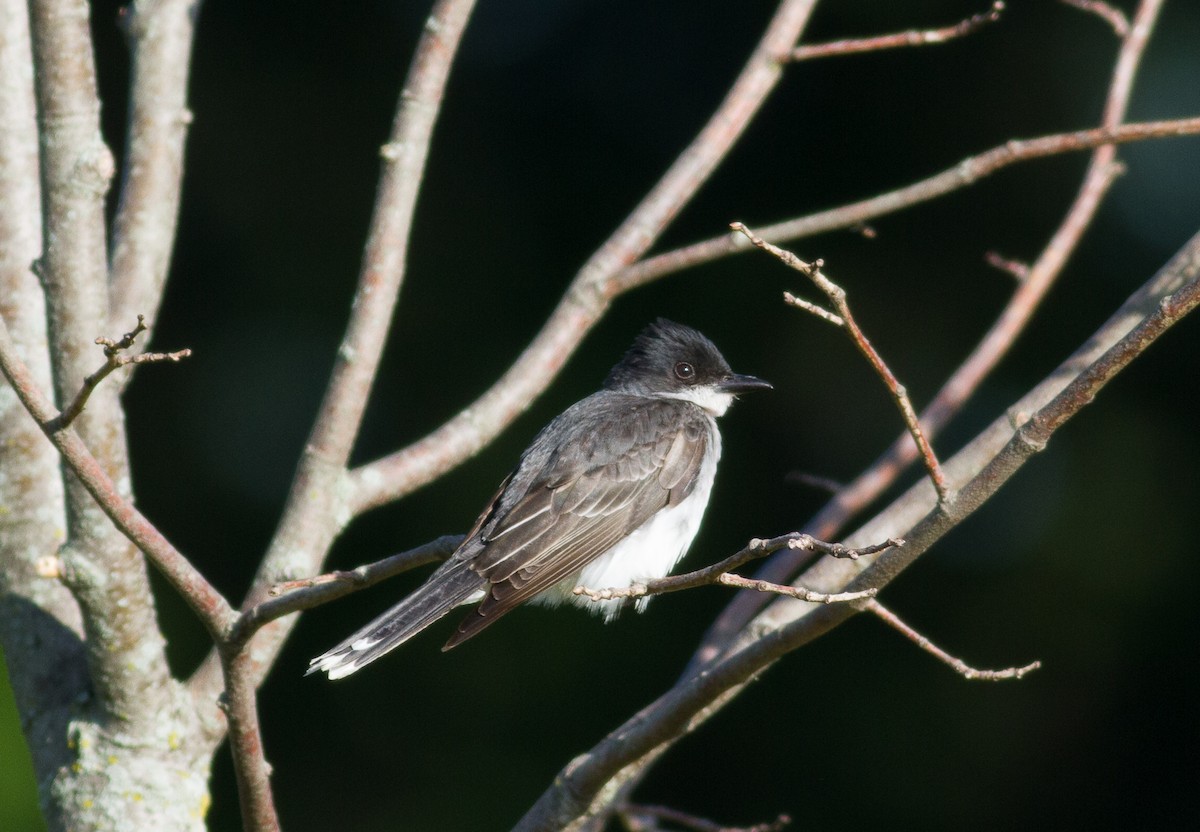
[537,418,721,620]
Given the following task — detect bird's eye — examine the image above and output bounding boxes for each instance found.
[673,361,695,381]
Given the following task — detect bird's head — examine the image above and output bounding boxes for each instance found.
[604,319,772,416]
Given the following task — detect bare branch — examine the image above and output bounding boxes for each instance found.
[620,803,791,832]
[571,533,899,605]
[716,574,875,605]
[782,290,843,325]
[784,471,845,494]
[733,223,950,503]
[108,0,199,342]
[46,315,191,432]
[867,600,1040,681]
[1061,0,1131,37]
[789,1,1003,61]
[229,535,462,645]
[614,117,1200,293]
[984,251,1031,282]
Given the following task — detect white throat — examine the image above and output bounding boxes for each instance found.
[655,386,735,417]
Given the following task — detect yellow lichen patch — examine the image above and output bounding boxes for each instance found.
[191,794,212,819]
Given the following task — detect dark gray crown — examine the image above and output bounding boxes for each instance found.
[603,319,734,395]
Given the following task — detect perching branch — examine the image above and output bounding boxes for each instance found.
[572,533,900,605]
[867,600,1041,681]
[715,574,874,605]
[789,1,1004,61]
[732,222,950,503]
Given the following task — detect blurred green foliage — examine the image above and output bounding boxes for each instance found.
[0,656,45,832]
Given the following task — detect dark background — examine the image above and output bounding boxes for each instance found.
[3,1,1199,829]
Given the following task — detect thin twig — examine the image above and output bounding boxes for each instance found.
[229,535,462,645]
[784,471,844,494]
[790,1,1003,61]
[1061,0,1130,37]
[716,574,875,604]
[867,599,1040,681]
[733,222,951,503]
[46,315,191,432]
[573,533,898,603]
[620,803,791,832]
[613,117,1200,293]
[984,251,1031,281]
[782,290,843,325]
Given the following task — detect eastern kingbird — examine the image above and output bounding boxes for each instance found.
[309,319,770,679]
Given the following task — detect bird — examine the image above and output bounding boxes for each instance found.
[308,319,771,679]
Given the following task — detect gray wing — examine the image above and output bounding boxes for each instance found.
[443,395,710,649]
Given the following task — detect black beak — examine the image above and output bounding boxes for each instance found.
[716,373,772,394]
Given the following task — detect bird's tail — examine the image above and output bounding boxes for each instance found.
[307,561,486,679]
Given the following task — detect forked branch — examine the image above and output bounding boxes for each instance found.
[573,533,901,605]
[45,314,191,432]
[731,222,950,503]
[868,599,1041,681]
